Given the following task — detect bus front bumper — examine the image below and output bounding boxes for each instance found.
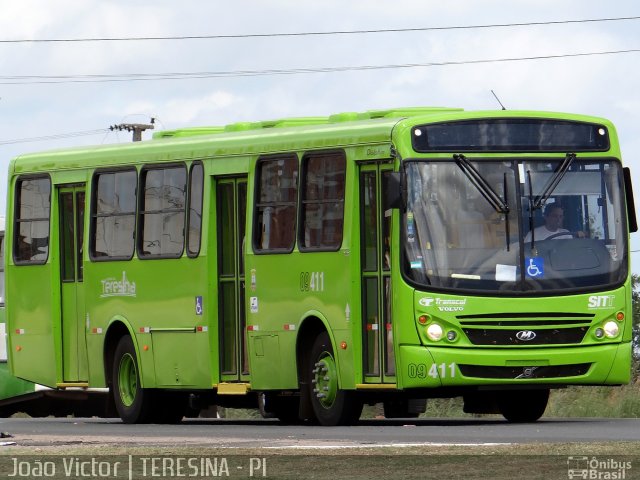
[398,342,631,389]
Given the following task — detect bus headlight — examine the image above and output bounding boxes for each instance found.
[603,321,619,338]
[426,323,444,341]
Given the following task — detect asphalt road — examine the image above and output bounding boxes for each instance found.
[1,417,639,448]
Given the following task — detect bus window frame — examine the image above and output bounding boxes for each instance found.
[12,174,52,266]
[187,161,204,258]
[89,167,138,263]
[252,153,299,255]
[137,162,188,260]
[298,149,347,253]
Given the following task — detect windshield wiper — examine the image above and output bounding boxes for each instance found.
[527,152,576,251]
[532,153,576,210]
[453,153,511,250]
[453,154,509,214]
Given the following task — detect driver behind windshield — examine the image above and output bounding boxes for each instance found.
[524,202,572,241]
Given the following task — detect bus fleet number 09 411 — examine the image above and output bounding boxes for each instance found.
[408,362,456,379]
[300,271,325,292]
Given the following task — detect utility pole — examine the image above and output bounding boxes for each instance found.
[110,118,155,142]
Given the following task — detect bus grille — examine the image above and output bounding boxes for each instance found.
[457,312,594,346]
[462,327,589,345]
[458,363,592,379]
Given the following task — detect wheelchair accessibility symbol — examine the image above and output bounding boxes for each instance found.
[195,296,203,315]
[525,257,544,278]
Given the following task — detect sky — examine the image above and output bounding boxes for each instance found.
[1,0,639,271]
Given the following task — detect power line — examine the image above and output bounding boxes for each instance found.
[1,48,638,86]
[0,129,109,146]
[1,16,638,44]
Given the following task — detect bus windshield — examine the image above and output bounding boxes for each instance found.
[402,158,627,293]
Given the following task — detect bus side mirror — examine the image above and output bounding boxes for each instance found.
[384,172,403,210]
[623,167,637,233]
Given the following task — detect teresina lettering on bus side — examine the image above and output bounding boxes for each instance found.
[100,271,137,298]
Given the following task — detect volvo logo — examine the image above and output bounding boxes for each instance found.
[515,330,537,341]
[516,366,539,379]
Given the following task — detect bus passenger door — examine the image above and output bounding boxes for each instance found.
[359,164,395,384]
[216,177,249,383]
[58,185,88,383]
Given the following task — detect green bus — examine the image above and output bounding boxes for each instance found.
[5,107,636,425]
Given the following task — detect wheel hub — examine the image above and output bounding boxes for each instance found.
[313,351,338,409]
[118,352,138,407]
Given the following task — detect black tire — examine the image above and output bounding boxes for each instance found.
[497,389,549,423]
[307,332,362,426]
[112,335,154,424]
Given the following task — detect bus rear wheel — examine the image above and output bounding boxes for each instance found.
[112,335,154,424]
[307,332,362,426]
[497,389,549,423]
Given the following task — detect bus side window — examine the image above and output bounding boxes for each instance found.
[253,154,298,253]
[139,164,187,258]
[91,169,137,260]
[13,176,51,265]
[299,150,346,251]
[187,162,204,257]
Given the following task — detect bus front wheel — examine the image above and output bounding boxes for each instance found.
[497,389,549,423]
[307,332,362,426]
[112,335,153,424]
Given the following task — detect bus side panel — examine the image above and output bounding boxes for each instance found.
[7,265,58,387]
[247,333,284,389]
[245,254,306,390]
[246,252,355,390]
[0,312,37,401]
[85,315,114,387]
[151,331,211,387]
[85,258,213,390]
